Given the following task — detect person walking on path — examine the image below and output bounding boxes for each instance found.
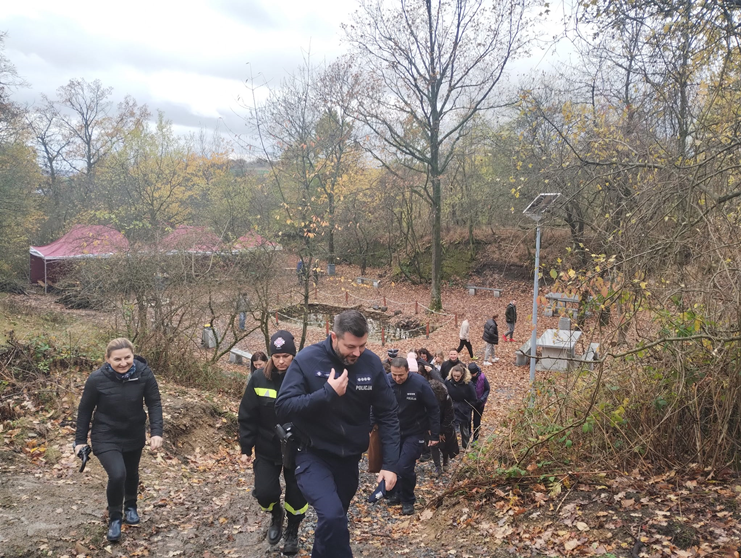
[418,364,456,475]
[468,363,490,443]
[74,338,163,543]
[456,315,475,359]
[444,364,478,450]
[440,349,463,379]
[276,310,400,558]
[482,314,500,365]
[386,357,440,515]
[503,300,517,342]
[239,331,307,555]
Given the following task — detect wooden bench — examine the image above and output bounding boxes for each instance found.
[356,277,380,288]
[466,285,502,297]
[229,347,253,365]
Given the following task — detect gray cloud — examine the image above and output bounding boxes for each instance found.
[211,0,278,29]
[1,2,350,137]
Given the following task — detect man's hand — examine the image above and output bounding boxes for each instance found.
[377,469,397,491]
[150,436,163,450]
[73,444,86,456]
[327,368,348,396]
[240,453,252,465]
[428,440,439,447]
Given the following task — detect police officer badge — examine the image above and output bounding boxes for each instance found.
[274,337,285,349]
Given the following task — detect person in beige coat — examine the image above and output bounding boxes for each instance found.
[456,314,474,358]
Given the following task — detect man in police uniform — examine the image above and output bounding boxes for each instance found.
[386,357,440,515]
[276,310,400,558]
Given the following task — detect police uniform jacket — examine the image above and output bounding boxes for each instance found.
[75,357,163,455]
[445,377,478,424]
[275,335,400,473]
[387,372,440,441]
[238,367,285,463]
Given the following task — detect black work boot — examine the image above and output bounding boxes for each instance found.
[282,516,302,555]
[107,518,122,542]
[123,506,140,525]
[267,506,284,545]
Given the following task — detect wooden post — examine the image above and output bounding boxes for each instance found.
[345,291,349,304]
[383,296,386,306]
[381,326,385,347]
[426,322,430,339]
[275,312,279,325]
[415,301,419,314]
[326,320,329,335]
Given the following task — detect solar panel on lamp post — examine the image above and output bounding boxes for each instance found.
[523,193,561,398]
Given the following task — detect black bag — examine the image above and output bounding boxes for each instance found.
[275,423,298,470]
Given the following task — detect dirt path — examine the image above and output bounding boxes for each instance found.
[0,407,506,558]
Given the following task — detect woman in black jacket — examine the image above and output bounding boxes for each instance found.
[444,363,477,450]
[239,330,306,555]
[419,365,456,475]
[75,338,163,543]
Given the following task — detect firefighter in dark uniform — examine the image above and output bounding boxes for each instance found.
[276,310,400,558]
[386,357,440,515]
[239,330,306,555]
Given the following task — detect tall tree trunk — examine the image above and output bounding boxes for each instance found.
[430,174,443,311]
[328,191,335,263]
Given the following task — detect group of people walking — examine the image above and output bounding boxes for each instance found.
[74,304,509,557]
[457,299,518,364]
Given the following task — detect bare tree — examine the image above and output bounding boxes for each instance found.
[54,78,148,181]
[344,0,530,309]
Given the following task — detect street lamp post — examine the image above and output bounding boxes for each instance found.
[523,193,561,393]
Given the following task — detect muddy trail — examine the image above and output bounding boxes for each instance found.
[3,379,741,558]
[0,387,511,558]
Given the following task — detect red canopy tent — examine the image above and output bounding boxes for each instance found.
[30,225,129,289]
[159,225,223,254]
[233,232,282,252]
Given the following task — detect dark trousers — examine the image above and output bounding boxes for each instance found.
[96,448,143,520]
[456,339,474,358]
[294,449,360,558]
[389,436,424,504]
[253,456,307,518]
[458,417,472,449]
[472,403,486,441]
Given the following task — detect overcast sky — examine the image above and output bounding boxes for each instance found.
[1,0,356,145]
[2,0,570,152]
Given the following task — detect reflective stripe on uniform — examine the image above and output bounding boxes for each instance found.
[284,501,308,515]
[254,387,277,398]
[260,501,278,512]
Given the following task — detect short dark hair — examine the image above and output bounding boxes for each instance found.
[389,357,408,369]
[333,310,368,338]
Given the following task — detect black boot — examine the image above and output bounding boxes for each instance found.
[123,506,140,525]
[107,518,122,542]
[268,506,284,545]
[282,516,301,555]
